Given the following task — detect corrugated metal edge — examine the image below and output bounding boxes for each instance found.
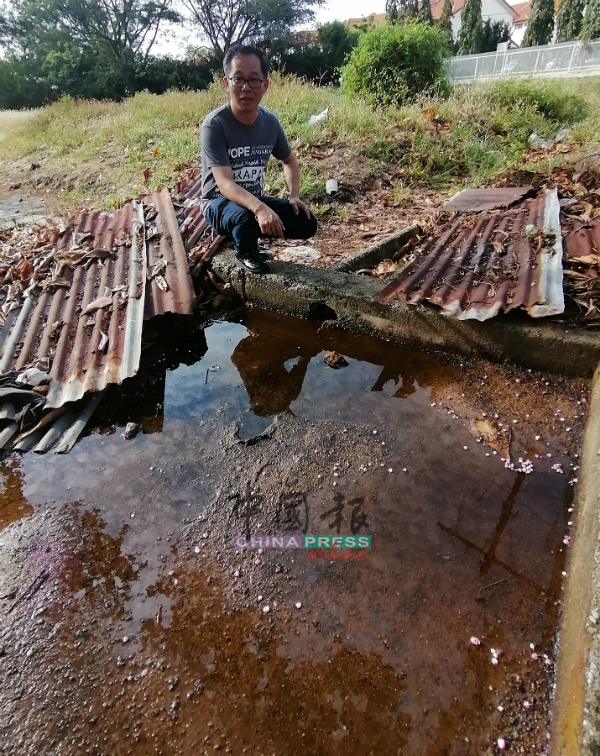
[143,189,196,319]
[528,188,564,318]
[121,203,147,383]
[53,389,107,454]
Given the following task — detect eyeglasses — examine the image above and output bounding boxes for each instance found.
[227,76,264,89]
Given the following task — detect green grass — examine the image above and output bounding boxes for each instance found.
[1,74,600,208]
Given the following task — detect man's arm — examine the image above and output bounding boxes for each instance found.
[212,166,285,238]
[282,151,314,219]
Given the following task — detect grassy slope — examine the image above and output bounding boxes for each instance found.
[0,75,599,210]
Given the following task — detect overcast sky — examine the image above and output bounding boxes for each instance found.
[155,0,387,58]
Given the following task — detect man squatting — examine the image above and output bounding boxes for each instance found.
[200,44,318,275]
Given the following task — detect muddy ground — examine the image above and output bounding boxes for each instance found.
[0,308,588,755]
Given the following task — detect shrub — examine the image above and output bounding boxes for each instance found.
[341,21,450,108]
[486,78,586,124]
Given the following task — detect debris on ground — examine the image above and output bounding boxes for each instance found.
[0,190,195,454]
[323,351,348,368]
[307,107,329,125]
[529,127,568,150]
[469,418,511,458]
[122,421,140,440]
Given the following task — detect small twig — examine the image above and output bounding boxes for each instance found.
[7,569,50,613]
[477,578,508,600]
[204,368,209,384]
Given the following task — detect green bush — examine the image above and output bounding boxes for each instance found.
[341,21,450,108]
[485,78,586,124]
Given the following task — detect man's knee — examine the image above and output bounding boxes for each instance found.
[304,214,318,238]
[294,212,317,239]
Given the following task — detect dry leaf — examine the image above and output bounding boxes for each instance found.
[154,275,169,292]
[373,259,397,277]
[81,295,113,315]
[469,418,511,458]
[569,254,600,265]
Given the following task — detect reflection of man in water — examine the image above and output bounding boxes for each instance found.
[231,329,319,416]
[230,309,446,416]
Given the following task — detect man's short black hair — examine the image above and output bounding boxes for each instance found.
[223,45,269,79]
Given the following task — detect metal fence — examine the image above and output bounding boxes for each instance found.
[449,40,600,83]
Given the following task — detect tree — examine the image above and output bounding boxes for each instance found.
[523,0,554,46]
[581,0,600,40]
[480,18,510,51]
[437,0,454,48]
[342,21,450,107]
[457,0,482,53]
[556,0,584,40]
[270,21,358,84]
[386,0,400,24]
[386,0,419,24]
[419,0,434,24]
[181,0,325,58]
[1,0,180,66]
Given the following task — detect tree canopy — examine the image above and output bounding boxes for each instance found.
[523,0,554,45]
[437,0,454,48]
[457,0,482,53]
[1,0,180,64]
[181,0,325,57]
[480,18,510,52]
[581,0,600,40]
[556,0,584,41]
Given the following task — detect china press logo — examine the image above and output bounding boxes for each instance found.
[233,535,371,559]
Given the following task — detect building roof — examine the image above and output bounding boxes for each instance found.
[430,0,464,20]
[346,12,387,28]
[511,1,532,23]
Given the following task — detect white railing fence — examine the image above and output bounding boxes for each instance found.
[448,39,600,83]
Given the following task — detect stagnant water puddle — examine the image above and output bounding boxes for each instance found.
[0,309,589,755]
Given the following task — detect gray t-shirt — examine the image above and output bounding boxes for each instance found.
[200,104,292,209]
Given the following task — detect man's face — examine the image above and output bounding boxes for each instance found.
[224,54,268,113]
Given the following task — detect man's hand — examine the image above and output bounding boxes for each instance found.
[289,197,314,219]
[255,203,285,238]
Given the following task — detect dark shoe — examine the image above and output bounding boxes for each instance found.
[235,248,269,274]
[257,247,272,261]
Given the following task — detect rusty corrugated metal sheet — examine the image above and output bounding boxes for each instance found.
[444,187,533,212]
[0,202,147,408]
[564,218,600,261]
[174,178,225,260]
[379,189,564,321]
[142,189,196,318]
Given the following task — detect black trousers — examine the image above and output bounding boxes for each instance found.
[204,196,318,254]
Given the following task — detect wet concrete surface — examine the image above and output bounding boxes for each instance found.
[0,308,589,755]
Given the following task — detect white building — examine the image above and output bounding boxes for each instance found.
[346,1,534,47]
[430,0,531,45]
